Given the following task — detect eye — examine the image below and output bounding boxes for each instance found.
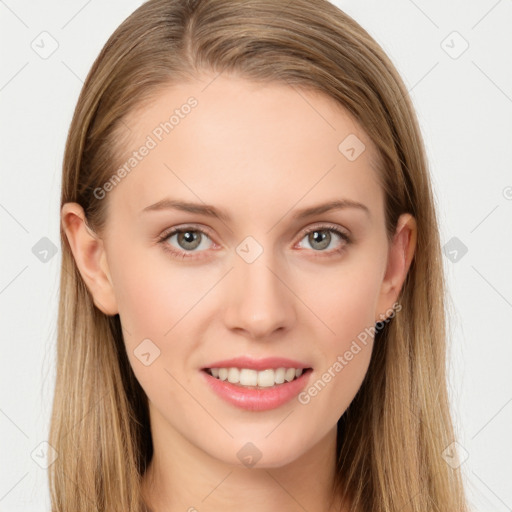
[296,223,351,256]
[157,223,351,260]
[157,225,215,259]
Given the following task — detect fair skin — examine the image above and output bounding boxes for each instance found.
[61,74,416,512]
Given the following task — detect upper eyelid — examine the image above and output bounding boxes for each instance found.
[299,223,349,235]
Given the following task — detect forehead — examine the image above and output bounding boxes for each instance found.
[107,74,384,224]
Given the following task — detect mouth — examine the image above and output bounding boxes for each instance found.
[200,362,313,412]
[203,367,312,389]
[202,367,313,389]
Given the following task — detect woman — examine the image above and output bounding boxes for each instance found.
[51,0,470,510]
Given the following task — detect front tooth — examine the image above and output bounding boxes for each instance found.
[227,367,240,384]
[239,369,258,386]
[284,368,296,382]
[218,368,228,381]
[257,369,275,387]
[274,367,286,384]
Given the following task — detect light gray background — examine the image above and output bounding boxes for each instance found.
[1,1,511,511]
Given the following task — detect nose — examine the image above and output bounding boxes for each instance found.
[223,249,296,340]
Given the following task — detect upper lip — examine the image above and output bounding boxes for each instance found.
[202,356,311,371]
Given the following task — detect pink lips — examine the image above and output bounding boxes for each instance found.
[201,356,312,412]
[202,356,310,371]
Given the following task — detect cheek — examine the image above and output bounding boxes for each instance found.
[295,251,384,416]
[303,253,385,345]
[106,244,213,389]
[108,242,209,337]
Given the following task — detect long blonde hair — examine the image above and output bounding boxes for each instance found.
[51,0,470,510]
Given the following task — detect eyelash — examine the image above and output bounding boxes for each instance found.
[156,223,351,260]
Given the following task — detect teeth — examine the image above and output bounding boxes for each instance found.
[208,367,306,387]
[240,368,258,386]
[285,368,296,382]
[227,367,240,383]
[257,369,275,387]
[275,367,285,384]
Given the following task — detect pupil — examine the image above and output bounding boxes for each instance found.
[310,230,330,250]
[179,231,200,250]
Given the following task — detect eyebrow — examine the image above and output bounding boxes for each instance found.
[141,198,370,222]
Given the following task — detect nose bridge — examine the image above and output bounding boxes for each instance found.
[223,237,296,337]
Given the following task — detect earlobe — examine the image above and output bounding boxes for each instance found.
[376,213,417,321]
[61,202,119,316]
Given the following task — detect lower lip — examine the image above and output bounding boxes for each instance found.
[201,369,312,412]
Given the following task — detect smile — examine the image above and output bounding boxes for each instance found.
[205,367,307,388]
[201,366,313,412]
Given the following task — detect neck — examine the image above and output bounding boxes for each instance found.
[141,410,347,512]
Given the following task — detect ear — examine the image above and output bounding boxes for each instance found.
[61,202,119,316]
[375,213,417,322]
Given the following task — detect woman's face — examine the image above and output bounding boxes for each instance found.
[65,74,415,468]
